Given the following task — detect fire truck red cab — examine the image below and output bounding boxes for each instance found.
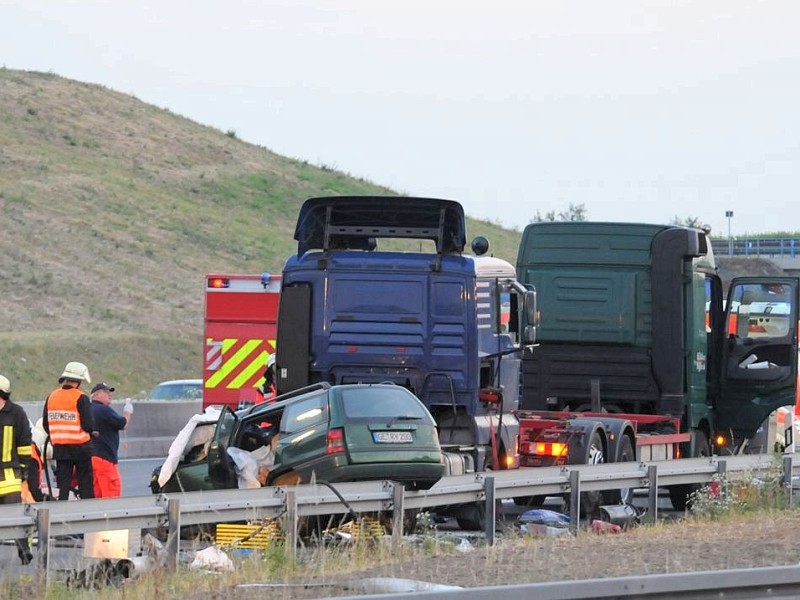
[203,273,280,411]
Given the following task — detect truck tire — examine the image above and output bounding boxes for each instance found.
[603,435,635,505]
[567,428,605,518]
[455,503,485,531]
[668,430,710,512]
[454,499,503,531]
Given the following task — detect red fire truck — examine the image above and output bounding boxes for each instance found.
[203,273,281,410]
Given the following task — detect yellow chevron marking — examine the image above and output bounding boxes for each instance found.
[230,349,268,389]
[206,339,260,388]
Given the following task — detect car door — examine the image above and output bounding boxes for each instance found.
[207,405,238,488]
[269,392,329,481]
[716,277,799,444]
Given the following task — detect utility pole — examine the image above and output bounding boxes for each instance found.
[725,210,734,255]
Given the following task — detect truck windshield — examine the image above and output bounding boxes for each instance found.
[728,282,793,339]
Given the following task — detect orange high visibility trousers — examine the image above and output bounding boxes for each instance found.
[91,456,121,498]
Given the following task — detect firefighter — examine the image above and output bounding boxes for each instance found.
[42,361,96,500]
[258,354,277,404]
[0,374,34,564]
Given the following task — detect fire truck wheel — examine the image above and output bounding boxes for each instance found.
[668,430,710,512]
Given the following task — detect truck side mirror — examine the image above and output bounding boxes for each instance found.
[524,290,538,328]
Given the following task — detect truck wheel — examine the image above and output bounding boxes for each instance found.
[604,435,635,505]
[454,499,504,531]
[668,430,710,512]
[567,429,605,518]
[455,503,485,531]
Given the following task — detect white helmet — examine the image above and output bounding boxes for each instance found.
[0,374,9,394]
[59,361,92,384]
[267,354,276,369]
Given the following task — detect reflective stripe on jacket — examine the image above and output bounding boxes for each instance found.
[0,402,32,496]
[46,387,91,445]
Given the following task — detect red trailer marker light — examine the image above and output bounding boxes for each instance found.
[208,277,230,289]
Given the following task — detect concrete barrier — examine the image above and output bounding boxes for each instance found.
[20,400,204,458]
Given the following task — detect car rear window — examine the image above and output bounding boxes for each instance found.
[340,387,430,419]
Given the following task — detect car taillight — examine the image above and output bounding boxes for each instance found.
[327,428,346,454]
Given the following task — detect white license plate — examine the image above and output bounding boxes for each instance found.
[373,431,413,443]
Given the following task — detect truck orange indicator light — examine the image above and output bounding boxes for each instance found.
[533,442,567,457]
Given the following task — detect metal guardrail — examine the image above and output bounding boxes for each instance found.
[338,565,800,600]
[0,453,794,581]
[711,237,800,257]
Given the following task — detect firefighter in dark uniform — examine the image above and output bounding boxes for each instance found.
[0,374,34,564]
[42,361,95,500]
[258,354,277,404]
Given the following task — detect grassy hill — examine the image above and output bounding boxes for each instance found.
[0,69,522,400]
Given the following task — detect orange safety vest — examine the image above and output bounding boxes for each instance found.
[46,387,90,445]
[31,443,43,486]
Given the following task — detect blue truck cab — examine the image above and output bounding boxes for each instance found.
[275,196,536,477]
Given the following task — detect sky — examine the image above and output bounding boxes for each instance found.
[2,1,799,237]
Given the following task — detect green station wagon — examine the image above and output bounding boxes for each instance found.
[151,382,445,494]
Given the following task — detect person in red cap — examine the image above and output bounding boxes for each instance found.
[89,383,133,498]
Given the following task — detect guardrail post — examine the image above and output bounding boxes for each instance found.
[717,459,727,479]
[484,476,496,546]
[783,455,793,508]
[166,498,180,572]
[646,465,658,525]
[568,470,580,535]
[391,482,405,544]
[285,489,297,561]
[35,506,50,583]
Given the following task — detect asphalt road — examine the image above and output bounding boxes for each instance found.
[120,457,163,498]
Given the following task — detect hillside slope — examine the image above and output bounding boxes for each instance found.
[0,69,521,399]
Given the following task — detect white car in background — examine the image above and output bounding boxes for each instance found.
[148,379,202,401]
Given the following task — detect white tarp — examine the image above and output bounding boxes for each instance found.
[157,406,221,487]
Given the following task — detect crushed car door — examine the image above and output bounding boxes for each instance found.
[207,405,238,488]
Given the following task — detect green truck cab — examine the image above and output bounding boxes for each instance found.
[516,222,798,509]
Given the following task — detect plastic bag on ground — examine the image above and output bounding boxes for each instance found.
[517,508,570,527]
[591,519,622,534]
[190,546,234,572]
[518,508,572,537]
